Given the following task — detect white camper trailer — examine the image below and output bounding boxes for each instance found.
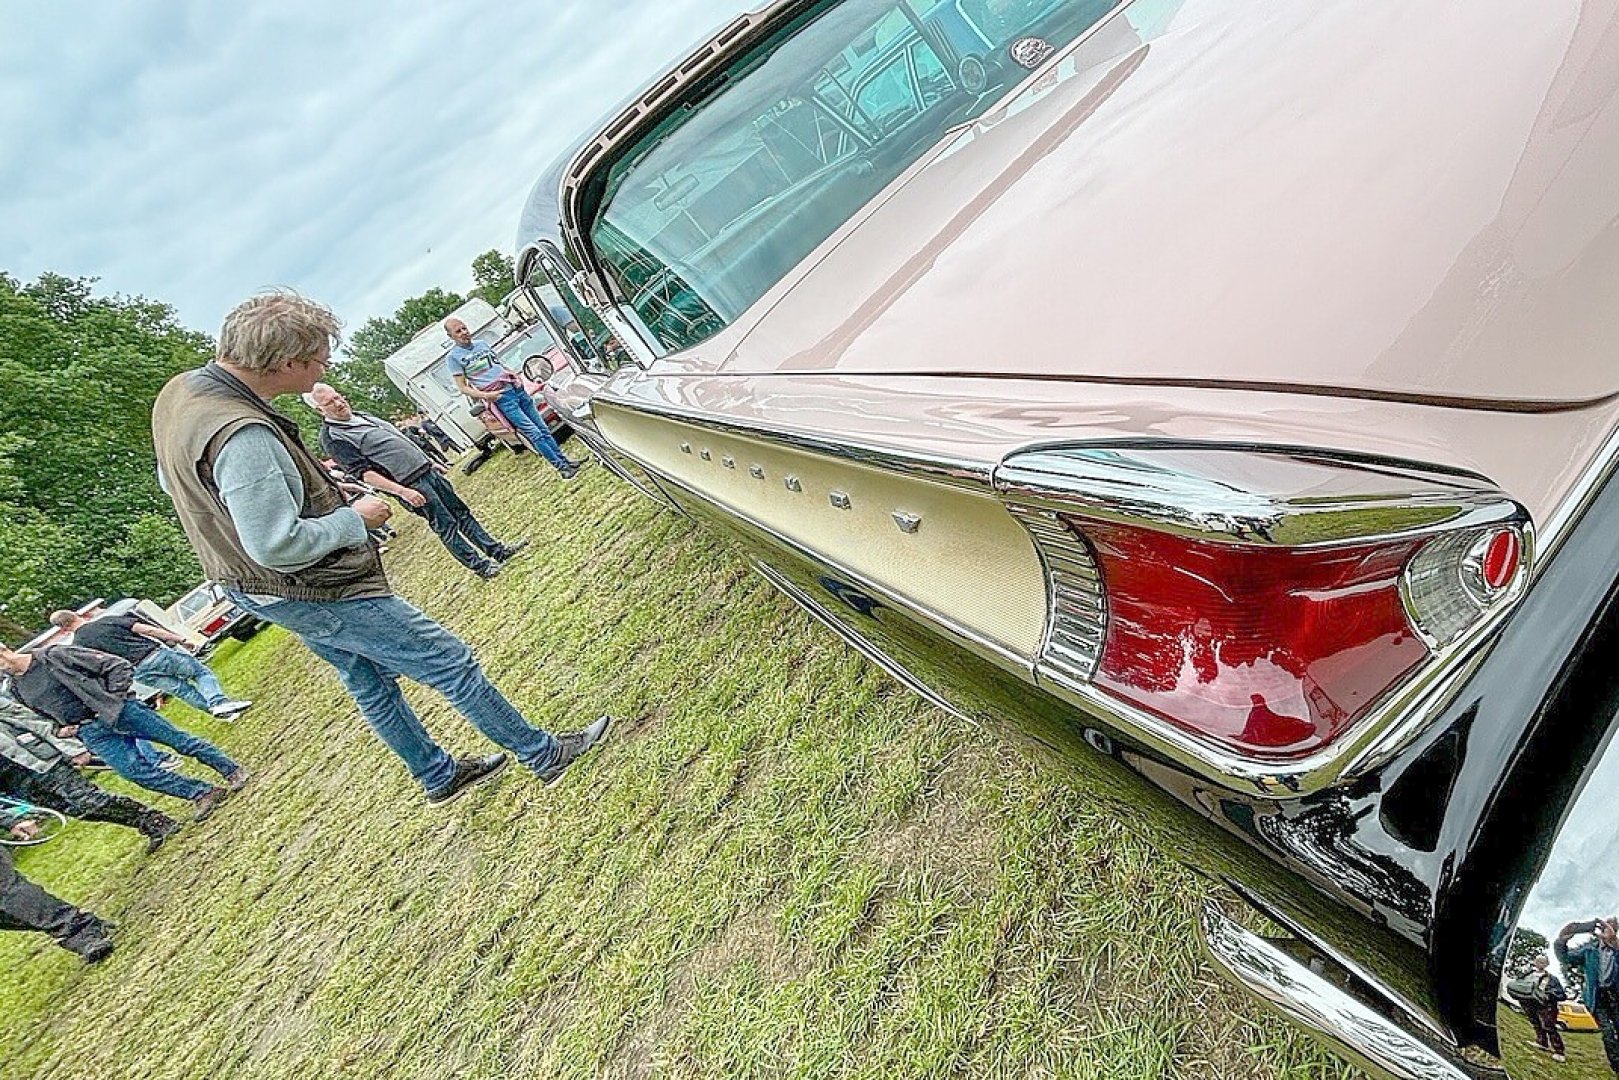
[381,298,509,451]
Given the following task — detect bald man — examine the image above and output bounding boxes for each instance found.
[443,317,580,478]
[305,382,526,579]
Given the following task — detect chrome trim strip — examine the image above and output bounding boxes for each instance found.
[597,428,1035,679]
[999,446,1522,549]
[1202,904,1470,1080]
[1538,418,1619,564]
[750,560,970,723]
[592,390,993,491]
[1006,504,1106,682]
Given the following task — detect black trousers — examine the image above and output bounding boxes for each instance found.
[1,759,162,832]
[1596,986,1619,1072]
[0,846,105,954]
[406,470,503,571]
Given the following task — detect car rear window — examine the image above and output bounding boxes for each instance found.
[590,0,1123,353]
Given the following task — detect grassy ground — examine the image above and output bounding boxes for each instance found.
[1,450,1366,1080]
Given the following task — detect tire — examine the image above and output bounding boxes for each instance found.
[227,618,264,642]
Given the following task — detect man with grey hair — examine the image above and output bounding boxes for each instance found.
[151,290,609,806]
[302,382,526,579]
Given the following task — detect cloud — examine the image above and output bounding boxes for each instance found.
[0,0,743,337]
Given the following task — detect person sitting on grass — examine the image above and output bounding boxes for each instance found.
[150,289,610,807]
[0,846,115,963]
[1,691,182,851]
[49,608,252,721]
[0,642,245,822]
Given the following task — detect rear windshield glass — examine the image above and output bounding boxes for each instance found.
[590,0,1122,353]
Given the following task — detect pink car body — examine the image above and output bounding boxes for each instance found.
[512,1,1619,1074]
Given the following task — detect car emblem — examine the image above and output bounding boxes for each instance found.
[829,491,852,510]
[1009,36,1054,69]
[749,464,765,479]
[722,455,736,469]
[784,476,803,492]
[892,512,922,534]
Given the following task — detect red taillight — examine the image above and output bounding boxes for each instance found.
[1080,522,1430,758]
[203,616,228,635]
[1481,529,1520,591]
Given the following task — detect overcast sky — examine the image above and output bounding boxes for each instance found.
[0,0,744,343]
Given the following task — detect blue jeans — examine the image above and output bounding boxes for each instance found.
[408,471,502,571]
[77,701,239,802]
[134,646,230,713]
[495,388,569,469]
[227,592,558,794]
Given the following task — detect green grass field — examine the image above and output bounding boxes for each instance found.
[1,451,1365,1079]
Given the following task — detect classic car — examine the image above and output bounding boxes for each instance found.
[511,0,1619,1076]
[167,583,263,654]
[1557,1000,1601,1035]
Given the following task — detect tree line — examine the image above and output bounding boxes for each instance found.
[0,252,517,641]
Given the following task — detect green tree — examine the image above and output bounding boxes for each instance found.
[340,287,466,418]
[1507,926,1552,978]
[469,249,516,306]
[0,272,209,637]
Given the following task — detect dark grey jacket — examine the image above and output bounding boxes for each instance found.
[11,645,135,725]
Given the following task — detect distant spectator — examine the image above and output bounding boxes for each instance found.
[1,692,181,851]
[305,382,527,579]
[399,420,450,468]
[150,290,609,807]
[0,642,245,821]
[1557,917,1619,1070]
[443,317,581,478]
[0,846,115,962]
[417,415,460,455]
[49,608,251,721]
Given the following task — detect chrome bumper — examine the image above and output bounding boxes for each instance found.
[1201,903,1473,1080]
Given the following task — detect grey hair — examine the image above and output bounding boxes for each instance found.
[301,382,338,410]
[219,289,342,373]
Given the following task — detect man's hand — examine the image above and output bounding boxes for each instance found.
[353,496,393,530]
[71,752,94,766]
[400,488,427,509]
[57,724,80,739]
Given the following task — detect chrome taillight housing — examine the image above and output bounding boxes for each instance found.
[999,447,1531,765]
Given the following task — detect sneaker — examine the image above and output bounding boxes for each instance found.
[191,787,231,822]
[425,753,510,805]
[493,540,530,563]
[225,767,251,792]
[140,813,183,854]
[535,716,613,787]
[474,561,503,580]
[60,916,115,964]
[1553,1053,1567,1062]
[211,699,253,719]
[558,462,581,481]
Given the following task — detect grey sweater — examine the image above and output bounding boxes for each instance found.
[209,425,369,573]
